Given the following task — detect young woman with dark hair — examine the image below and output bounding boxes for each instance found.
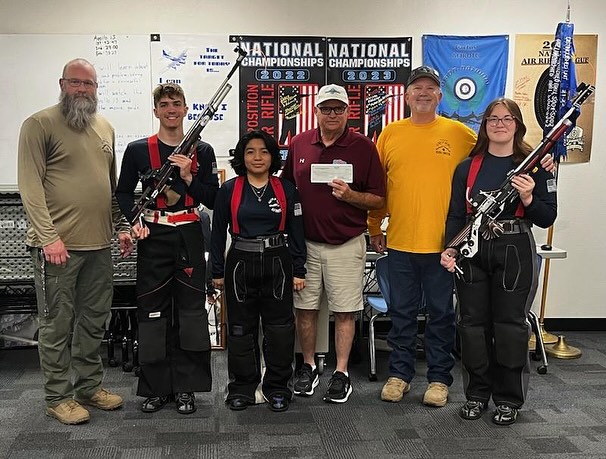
[211,130,306,412]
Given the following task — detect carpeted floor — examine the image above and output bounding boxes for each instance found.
[1,331,605,458]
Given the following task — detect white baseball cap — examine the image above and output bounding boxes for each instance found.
[315,84,349,106]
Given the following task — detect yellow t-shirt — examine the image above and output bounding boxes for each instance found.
[368,116,477,253]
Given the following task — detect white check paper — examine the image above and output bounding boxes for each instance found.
[310,163,353,183]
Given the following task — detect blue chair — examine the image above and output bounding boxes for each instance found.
[366,255,389,381]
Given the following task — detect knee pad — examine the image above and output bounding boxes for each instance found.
[227,333,258,381]
[263,322,295,367]
[138,318,167,364]
[178,308,210,352]
[494,323,529,368]
[458,324,490,372]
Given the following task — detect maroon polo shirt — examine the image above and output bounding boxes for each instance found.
[283,127,385,245]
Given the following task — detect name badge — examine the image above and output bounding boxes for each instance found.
[546,178,557,193]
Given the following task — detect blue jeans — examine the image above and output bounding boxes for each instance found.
[387,249,455,385]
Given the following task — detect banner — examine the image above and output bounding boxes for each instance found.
[150,34,240,158]
[326,37,412,142]
[513,34,597,163]
[543,22,577,162]
[423,35,509,132]
[229,35,326,161]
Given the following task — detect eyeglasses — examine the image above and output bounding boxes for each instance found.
[61,78,97,89]
[318,106,347,115]
[409,87,440,95]
[486,115,515,127]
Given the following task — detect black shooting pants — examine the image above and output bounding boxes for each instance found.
[455,226,538,408]
[136,222,212,397]
[224,244,295,403]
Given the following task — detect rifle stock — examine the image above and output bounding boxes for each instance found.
[447,82,594,261]
[130,47,247,225]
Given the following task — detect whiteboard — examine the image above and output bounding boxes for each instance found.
[0,34,153,191]
[0,33,240,192]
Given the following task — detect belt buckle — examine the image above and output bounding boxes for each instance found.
[264,235,280,248]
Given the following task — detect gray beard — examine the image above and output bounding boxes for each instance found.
[60,91,98,130]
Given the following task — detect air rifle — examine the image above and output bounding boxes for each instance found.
[130,47,247,225]
[446,83,594,269]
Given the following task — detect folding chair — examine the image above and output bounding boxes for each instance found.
[366,255,389,381]
[528,309,548,374]
[527,254,548,374]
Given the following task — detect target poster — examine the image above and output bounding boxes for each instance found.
[229,35,326,161]
[423,35,509,133]
[326,37,412,142]
[149,34,240,157]
[513,34,597,163]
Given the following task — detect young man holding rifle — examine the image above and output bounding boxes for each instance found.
[116,83,219,414]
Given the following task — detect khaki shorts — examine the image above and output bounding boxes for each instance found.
[295,234,366,313]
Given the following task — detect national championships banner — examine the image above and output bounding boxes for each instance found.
[229,35,326,161]
[326,37,412,142]
[513,34,597,163]
[423,35,508,133]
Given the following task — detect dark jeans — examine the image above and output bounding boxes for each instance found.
[386,249,455,385]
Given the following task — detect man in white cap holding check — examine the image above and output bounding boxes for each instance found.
[282,84,385,403]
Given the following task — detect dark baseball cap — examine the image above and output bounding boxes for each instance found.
[407,65,441,86]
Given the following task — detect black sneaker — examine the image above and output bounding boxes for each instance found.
[294,363,319,396]
[459,400,487,420]
[141,396,169,413]
[492,405,518,425]
[264,393,290,412]
[175,392,196,415]
[322,371,352,403]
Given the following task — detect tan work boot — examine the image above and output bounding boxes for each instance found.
[423,382,449,407]
[76,388,123,410]
[381,377,410,402]
[46,400,90,425]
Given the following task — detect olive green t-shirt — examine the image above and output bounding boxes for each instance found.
[18,104,127,250]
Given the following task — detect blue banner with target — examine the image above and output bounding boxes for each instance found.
[422,35,508,132]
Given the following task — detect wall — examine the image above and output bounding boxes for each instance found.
[0,0,604,319]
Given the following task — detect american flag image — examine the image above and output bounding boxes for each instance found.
[278,84,318,146]
[364,84,406,140]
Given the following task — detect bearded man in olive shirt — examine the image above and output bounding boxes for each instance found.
[18,58,133,425]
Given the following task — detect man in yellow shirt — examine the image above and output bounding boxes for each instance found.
[368,66,476,407]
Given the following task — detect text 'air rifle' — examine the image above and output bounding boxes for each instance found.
[446,82,595,270]
[130,47,247,225]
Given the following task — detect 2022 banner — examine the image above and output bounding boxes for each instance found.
[230,35,326,160]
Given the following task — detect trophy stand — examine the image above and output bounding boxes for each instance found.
[529,226,558,347]
[546,335,582,359]
[530,226,582,359]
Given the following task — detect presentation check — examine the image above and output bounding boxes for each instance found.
[310,163,353,183]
